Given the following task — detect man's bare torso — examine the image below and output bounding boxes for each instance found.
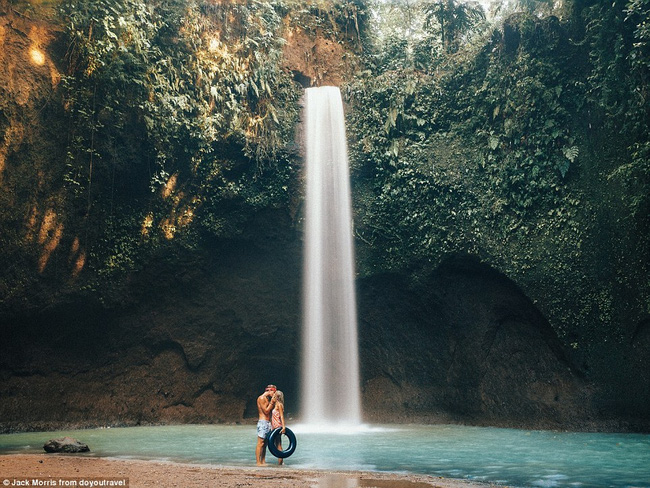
[258,394,272,421]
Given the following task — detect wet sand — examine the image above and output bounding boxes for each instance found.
[0,454,497,488]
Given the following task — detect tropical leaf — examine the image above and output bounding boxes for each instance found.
[563,145,579,163]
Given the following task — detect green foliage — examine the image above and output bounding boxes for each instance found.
[421,0,486,52]
[473,49,578,221]
[282,0,368,43]
[578,1,650,315]
[601,0,650,227]
[5,0,647,367]
[515,0,553,15]
[346,2,649,359]
[347,12,582,272]
[368,0,487,71]
[57,0,302,280]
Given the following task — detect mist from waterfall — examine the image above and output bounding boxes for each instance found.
[300,86,362,427]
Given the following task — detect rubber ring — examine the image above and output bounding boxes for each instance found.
[267,427,297,458]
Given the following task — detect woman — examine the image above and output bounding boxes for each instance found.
[270,390,286,465]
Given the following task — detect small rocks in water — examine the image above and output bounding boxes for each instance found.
[43,436,90,453]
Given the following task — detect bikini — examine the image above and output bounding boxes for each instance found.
[271,406,282,429]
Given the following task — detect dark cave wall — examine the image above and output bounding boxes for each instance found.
[358,258,597,430]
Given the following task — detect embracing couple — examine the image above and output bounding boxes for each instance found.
[255,384,286,465]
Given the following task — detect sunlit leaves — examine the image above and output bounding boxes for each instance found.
[55,0,305,283]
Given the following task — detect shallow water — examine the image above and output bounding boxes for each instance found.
[1,424,649,488]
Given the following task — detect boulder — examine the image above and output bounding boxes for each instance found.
[43,436,90,453]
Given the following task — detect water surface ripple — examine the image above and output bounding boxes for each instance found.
[1,424,649,488]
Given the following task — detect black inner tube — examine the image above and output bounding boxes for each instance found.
[267,427,297,459]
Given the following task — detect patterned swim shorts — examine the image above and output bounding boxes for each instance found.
[257,419,272,439]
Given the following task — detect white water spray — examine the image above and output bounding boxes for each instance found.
[300,86,362,427]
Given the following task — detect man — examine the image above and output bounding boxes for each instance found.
[255,384,277,465]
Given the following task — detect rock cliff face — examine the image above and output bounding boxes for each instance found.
[0,3,647,433]
[0,210,304,431]
[0,211,617,432]
[358,259,595,429]
[0,1,73,316]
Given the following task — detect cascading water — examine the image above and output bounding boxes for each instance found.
[300,86,362,427]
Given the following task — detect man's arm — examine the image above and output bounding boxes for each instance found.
[258,395,275,415]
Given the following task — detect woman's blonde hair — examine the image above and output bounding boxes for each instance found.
[274,390,284,406]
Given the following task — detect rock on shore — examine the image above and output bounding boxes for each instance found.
[43,437,90,453]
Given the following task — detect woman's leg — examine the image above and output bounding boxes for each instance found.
[275,436,283,465]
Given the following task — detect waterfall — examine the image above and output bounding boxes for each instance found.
[300,86,362,426]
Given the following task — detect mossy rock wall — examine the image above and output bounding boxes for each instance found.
[0,1,648,432]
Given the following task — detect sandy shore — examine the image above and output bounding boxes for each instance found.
[0,454,497,488]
